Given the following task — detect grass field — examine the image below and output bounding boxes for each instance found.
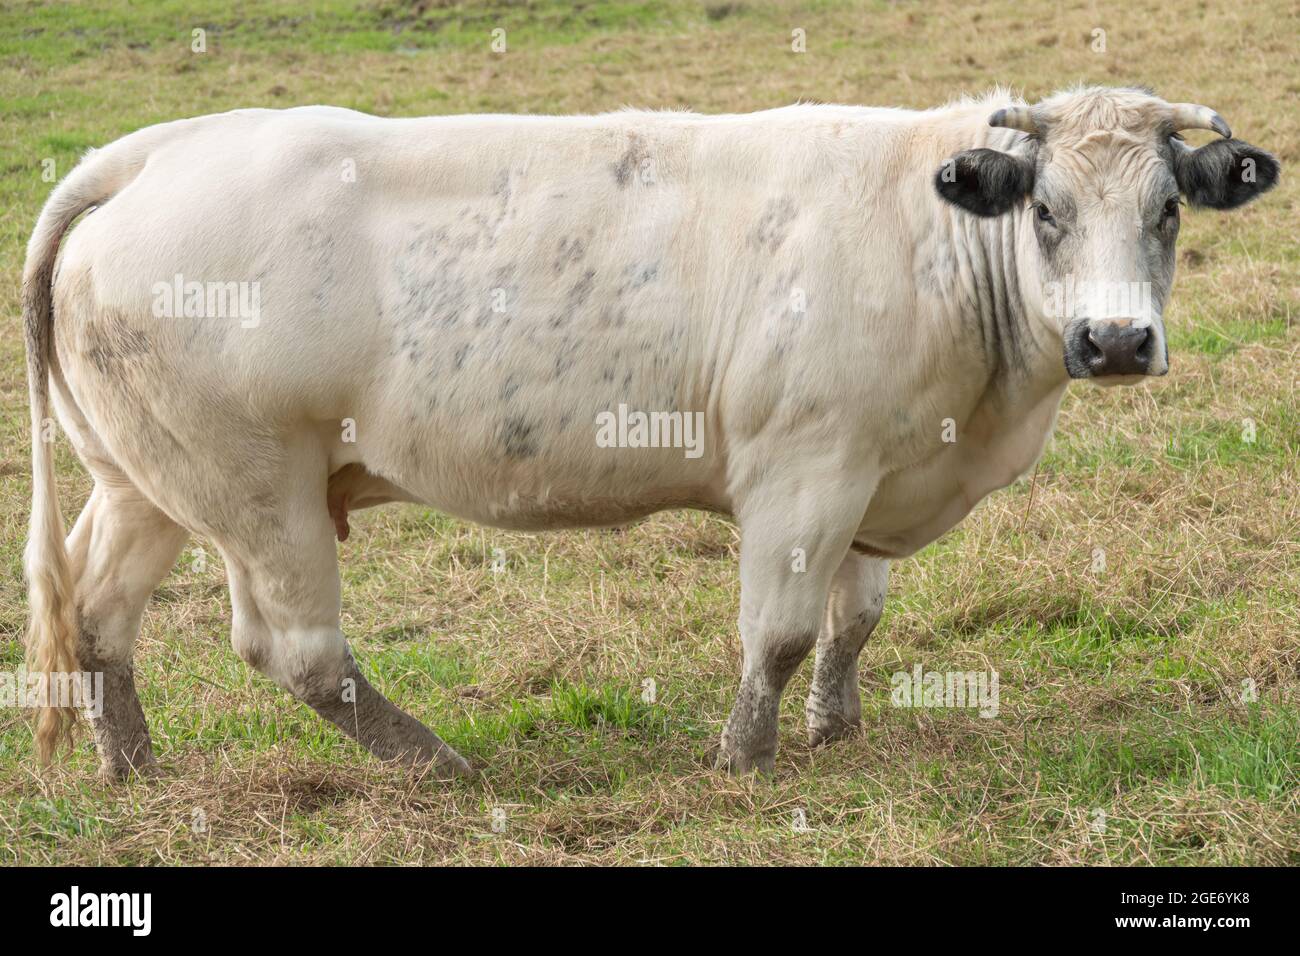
[0,0,1296,865]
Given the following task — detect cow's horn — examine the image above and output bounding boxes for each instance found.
[988,106,1040,136]
[1169,104,1231,138]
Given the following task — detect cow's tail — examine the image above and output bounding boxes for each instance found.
[23,139,150,763]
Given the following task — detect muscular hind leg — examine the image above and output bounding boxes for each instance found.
[65,483,188,780]
[221,454,469,777]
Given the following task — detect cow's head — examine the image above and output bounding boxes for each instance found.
[934,88,1279,384]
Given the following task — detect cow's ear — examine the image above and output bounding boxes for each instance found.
[1173,138,1280,210]
[934,148,1035,217]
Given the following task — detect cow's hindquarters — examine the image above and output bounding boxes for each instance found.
[32,123,472,779]
[21,132,157,764]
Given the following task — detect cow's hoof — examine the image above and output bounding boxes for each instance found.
[806,715,861,748]
[407,758,473,782]
[713,747,775,777]
[96,749,159,784]
[436,749,474,780]
[402,743,473,781]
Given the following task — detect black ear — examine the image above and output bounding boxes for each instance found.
[1173,138,1280,209]
[934,148,1035,217]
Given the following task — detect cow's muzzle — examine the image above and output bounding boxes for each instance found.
[1064,318,1165,380]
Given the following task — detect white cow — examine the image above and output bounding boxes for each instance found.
[23,87,1278,779]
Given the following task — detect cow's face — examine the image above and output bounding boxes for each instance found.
[935,89,1280,385]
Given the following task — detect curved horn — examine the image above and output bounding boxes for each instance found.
[1169,103,1231,138]
[988,106,1040,136]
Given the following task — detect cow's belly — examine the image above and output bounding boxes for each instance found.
[357,411,724,531]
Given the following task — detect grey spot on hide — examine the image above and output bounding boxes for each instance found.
[550,269,597,328]
[555,237,586,274]
[751,197,798,253]
[612,131,650,187]
[498,415,539,459]
[84,320,151,377]
[617,262,659,295]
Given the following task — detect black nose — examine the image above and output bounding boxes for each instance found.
[1085,321,1152,376]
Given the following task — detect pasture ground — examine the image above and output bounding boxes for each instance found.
[0,0,1296,864]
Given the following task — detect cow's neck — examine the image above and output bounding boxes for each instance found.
[954,209,1045,376]
[925,195,1072,504]
[944,202,1068,415]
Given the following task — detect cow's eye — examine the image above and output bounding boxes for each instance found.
[1032,201,1055,225]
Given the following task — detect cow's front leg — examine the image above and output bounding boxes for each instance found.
[716,478,873,775]
[806,552,889,746]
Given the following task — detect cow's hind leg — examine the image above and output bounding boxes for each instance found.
[806,553,889,747]
[66,484,189,780]
[222,459,469,777]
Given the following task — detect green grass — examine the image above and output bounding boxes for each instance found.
[1026,704,1298,803]
[0,0,686,63]
[0,0,1297,865]
[1169,318,1291,358]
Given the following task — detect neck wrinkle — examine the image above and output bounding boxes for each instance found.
[944,203,1063,406]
